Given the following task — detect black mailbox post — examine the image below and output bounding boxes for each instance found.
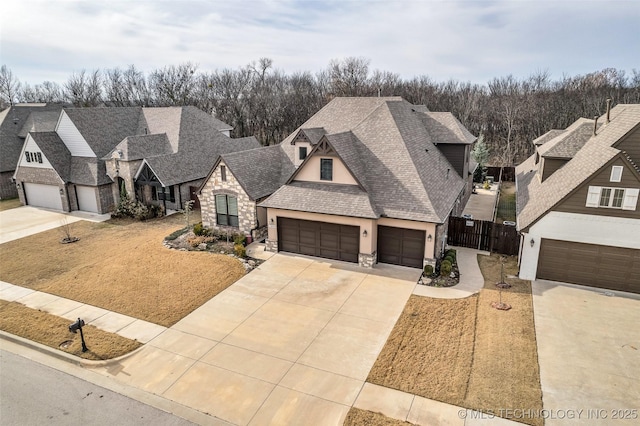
[68,318,88,352]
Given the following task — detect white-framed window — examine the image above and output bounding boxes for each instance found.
[610,166,623,182]
[586,186,639,210]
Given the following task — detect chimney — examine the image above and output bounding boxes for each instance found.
[593,116,598,136]
[606,98,612,123]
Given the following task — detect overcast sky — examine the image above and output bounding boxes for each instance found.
[2,0,638,86]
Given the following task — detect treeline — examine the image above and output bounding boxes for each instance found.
[2,59,639,164]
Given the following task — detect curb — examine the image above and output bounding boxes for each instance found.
[0,330,147,367]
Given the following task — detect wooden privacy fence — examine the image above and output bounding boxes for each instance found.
[447,216,519,256]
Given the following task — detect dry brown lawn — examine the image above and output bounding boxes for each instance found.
[0,198,21,212]
[0,300,142,360]
[361,254,543,426]
[344,408,415,426]
[0,213,245,327]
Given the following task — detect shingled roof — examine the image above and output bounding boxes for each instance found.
[29,132,71,182]
[517,104,640,231]
[537,118,597,159]
[533,129,565,146]
[264,97,471,223]
[212,145,295,201]
[0,104,63,172]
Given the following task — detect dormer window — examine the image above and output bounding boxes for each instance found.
[299,147,307,161]
[320,158,333,181]
[24,151,43,164]
[610,166,623,182]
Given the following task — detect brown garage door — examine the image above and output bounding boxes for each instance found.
[377,226,425,269]
[278,217,359,263]
[537,239,640,293]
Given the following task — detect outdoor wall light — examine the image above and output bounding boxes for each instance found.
[530,238,535,247]
[270,218,274,224]
[362,230,368,237]
[15,183,20,189]
[427,234,433,242]
[59,188,64,195]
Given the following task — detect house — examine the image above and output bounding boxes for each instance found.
[516,103,640,294]
[199,97,476,268]
[0,103,63,199]
[13,106,259,213]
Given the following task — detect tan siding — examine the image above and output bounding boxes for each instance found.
[614,124,640,165]
[541,158,567,181]
[554,157,640,219]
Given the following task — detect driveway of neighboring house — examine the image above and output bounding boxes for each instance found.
[90,254,420,425]
[0,206,110,244]
[532,280,640,426]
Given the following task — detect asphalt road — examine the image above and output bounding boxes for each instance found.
[0,350,195,426]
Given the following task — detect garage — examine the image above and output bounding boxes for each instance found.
[75,185,99,213]
[23,183,63,211]
[277,217,359,263]
[377,225,425,268]
[537,239,640,293]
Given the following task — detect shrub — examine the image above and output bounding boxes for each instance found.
[444,255,455,265]
[188,235,214,248]
[440,260,452,276]
[234,243,247,258]
[483,181,491,190]
[423,264,434,277]
[445,249,457,260]
[193,222,209,236]
[165,227,189,241]
[233,233,247,246]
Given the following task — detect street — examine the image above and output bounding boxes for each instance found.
[0,350,195,426]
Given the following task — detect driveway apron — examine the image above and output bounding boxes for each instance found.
[91,253,419,425]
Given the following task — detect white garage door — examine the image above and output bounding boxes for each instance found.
[24,183,63,211]
[76,185,99,213]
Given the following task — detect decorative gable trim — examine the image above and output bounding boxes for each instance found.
[134,160,164,187]
[291,129,310,145]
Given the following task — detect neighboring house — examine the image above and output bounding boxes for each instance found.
[516,103,640,294]
[0,103,63,199]
[199,96,476,269]
[199,145,295,242]
[13,106,259,213]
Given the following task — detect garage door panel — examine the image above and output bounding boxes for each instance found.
[538,239,639,293]
[76,185,99,213]
[377,225,425,269]
[277,217,358,263]
[24,183,63,211]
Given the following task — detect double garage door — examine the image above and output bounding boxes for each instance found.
[278,218,426,269]
[278,218,359,263]
[23,183,63,211]
[537,239,640,294]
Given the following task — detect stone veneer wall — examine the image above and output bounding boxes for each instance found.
[434,216,449,259]
[0,171,18,199]
[252,226,268,243]
[98,184,116,213]
[358,251,377,268]
[200,161,257,237]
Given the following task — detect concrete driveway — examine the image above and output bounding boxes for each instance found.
[0,206,109,244]
[93,254,419,425]
[533,280,640,425]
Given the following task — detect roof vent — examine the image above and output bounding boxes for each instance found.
[606,98,612,123]
[593,116,598,136]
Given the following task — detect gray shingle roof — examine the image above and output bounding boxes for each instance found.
[107,134,173,161]
[220,145,295,201]
[533,129,565,146]
[17,110,60,138]
[0,104,63,172]
[260,181,379,219]
[538,118,596,159]
[273,97,470,223]
[517,104,640,231]
[29,132,71,182]
[418,112,476,145]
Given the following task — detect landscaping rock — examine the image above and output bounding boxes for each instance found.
[198,243,207,250]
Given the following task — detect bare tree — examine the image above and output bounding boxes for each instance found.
[64,69,103,106]
[149,63,198,106]
[328,57,370,96]
[0,65,22,107]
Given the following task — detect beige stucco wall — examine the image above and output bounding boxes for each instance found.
[293,141,312,167]
[293,155,358,185]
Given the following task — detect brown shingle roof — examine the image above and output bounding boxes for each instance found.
[517,104,640,231]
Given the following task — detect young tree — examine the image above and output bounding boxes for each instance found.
[0,65,21,107]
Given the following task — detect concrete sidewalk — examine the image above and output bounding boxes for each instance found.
[413,246,488,299]
[0,281,166,343]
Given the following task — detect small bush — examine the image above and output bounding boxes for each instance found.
[165,227,189,241]
[233,233,247,246]
[444,255,455,265]
[188,235,215,248]
[445,249,457,260]
[440,260,452,276]
[423,264,434,276]
[193,222,209,236]
[483,181,491,190]
[234,243,246,258]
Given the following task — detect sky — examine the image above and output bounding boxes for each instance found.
[1,0,639,86]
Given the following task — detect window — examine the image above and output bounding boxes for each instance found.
[610,166,623,182]
[154,186,175,202]
[320,158,333,181]
[587,185,638,210]
[215,194,239,227]
[36,152,42,163]
[299,146,307,161]
[221,165,227,182]
[25,152,31,163]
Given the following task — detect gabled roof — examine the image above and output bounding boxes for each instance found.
[28,132,71,182]
[0,103,63,172]
[291,127,326,145]
[538,118,597,159]
[517,104,640,231]
[18,110,60,138]
[213,145,295,201]
[271,97,469,223]
[107,134,173,161]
